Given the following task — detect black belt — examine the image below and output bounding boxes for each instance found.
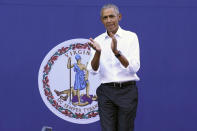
[102,81,136,88]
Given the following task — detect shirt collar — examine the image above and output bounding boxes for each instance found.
[104,26,124,39]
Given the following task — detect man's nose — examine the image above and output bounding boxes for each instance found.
[106,17,112,22]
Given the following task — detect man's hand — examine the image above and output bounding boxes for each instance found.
[109,32,118,55]
[88,38,101,53]
[88,38,101,71]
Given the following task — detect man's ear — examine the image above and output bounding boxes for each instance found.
[118,13,122,21]
[100,16,104,24]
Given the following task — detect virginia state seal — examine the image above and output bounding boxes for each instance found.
[38,39,100,124]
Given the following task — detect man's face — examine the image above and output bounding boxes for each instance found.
[101,8,121,34]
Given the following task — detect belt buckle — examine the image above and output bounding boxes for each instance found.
[119,82,122,88]
[113,82,122,87]
[113,83,119,87]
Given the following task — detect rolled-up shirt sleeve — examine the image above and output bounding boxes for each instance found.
[120,33,140,74]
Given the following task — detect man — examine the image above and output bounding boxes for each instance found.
[88,4,140,131]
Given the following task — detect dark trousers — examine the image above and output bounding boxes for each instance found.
[96,83,138,131]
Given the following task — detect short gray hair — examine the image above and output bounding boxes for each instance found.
[100,4,120,17]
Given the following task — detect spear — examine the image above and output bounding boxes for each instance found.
[69,58,71,103]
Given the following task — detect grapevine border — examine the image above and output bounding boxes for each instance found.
[42,44,99,119]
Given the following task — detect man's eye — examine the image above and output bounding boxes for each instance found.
[103,16,108,19]
[109,15,115,18]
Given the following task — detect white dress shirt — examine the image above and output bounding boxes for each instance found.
[87,27,140,83]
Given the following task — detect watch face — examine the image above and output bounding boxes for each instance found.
[115,51,121,57]
[119,51,122,55]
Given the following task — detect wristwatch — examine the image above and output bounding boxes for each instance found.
[115,50,122,58]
